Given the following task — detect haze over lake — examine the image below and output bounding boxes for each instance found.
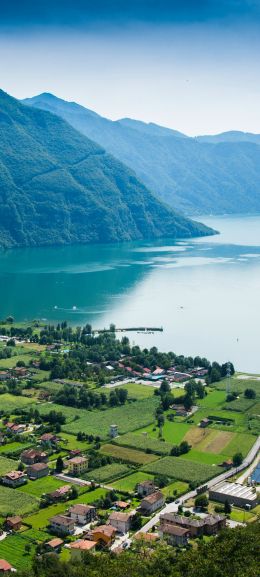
[1,215,260,373]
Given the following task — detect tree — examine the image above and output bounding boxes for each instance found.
[244,388,256,399]
[6,316,14,324]
[154,474,169,488]
[233,452,243,467]
[56,456,64,473]
[70,485,78,499]
[224,499,232,514]
[131,512,142,531]
[195,494,209,509]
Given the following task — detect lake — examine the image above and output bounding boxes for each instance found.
[1,214,260,373]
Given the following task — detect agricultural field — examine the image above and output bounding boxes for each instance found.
[84,462,131,483]
[136,421,190,444]
[38,380,64,394]
[180,449,225,465]
[0,455,18,475]
[0,354,33,369]
[225,398,256,412]
[59,432,91,451]
[102,383,155,400]
[113,432,173,455]
[19,476,71,498]
[194,429,234,454]
[0,534,36,570]
[197,390,227,408]
[111,471,154,493]
[0,441,33,456]
[0,485,39,516]
[142,456,222,483]
[161,480,189,497]
[100,443,158,464]
[222,432,256,457]
[216,375,260,394]
[0,392,35,411]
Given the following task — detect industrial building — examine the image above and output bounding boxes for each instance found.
[209,481,258,509]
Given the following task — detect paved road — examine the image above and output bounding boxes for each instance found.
[55,473,114,491]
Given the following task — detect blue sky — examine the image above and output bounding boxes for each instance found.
[1,1,259,134]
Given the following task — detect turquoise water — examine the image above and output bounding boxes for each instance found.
[1,215,260,373]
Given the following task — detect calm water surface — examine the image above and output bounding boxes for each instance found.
[1,215,260,373]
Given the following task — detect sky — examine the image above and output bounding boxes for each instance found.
[0,1,260,135]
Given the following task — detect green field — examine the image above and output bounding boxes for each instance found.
[111,471,155,492]
[113,432,173,455]
[222,432,256,457]
[0,534,36,570]
[0,393,35,411]
[19,476,71,498]
[37,380,64,393]
[0,441,33,456]
[0,485,39,516]
[103,383,155,400]
[180,449,225,465]
[101,443,158,464]
[161,480,189,497]
[25,487,106,529]
[0,455,18,475]
[142,456,222,483]
[84,462,131,483]
[0,354,33,369]
[136,421,190,444]
[197,390,227,407]
[225,398,256,412]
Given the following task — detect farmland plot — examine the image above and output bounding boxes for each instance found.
[142,456,222,483]
[0,486,39,516]
[101,443,158,464]
[114,432,173,455]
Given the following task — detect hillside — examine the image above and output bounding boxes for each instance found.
[23,93,260,215]
[0,90,213,248]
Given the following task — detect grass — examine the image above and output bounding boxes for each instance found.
[0,354,33,369]
[0,393,34,411]
[0,455,18,475]
[100,443,158,464]
[195,430,234,454]
[222,432,255,457]
[142,456,222,483]
[31,397,160,438]
[19,476,71,498]
[0,441,33,456]
[0,534,36,570]
[180,449,225,465]
[161,480,189,497]
[113,432,173,455]
[111,471,154,493]
[230,508,255,523]
[25,487,106,529]
[197,390,227,407]
[225,398,256,412]
[84,463,131,483]
[0,485,39,516]
[102,383,155,400]
[136,421,190,444]
[59,431,91,450]
[38,380,64,394]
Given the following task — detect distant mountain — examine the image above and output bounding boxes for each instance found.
[23,93,260,215]
[197,131,260,145]
[0,90,212,248]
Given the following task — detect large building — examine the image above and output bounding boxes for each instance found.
[160,513,226,538]
[209,481,258,509]
[140,491,165,514]
[67,456,88,476]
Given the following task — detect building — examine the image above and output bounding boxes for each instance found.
[108,511,133,534]
[114,500,129,510]
[12,367,28,378]
[47,485,72,502]
[0,559,14,572]
[69,539,96,559]
[89,525,116,547]
[159,513,226,538]
[5,516,22,531]
[45,538,64,552]
[209,481,258,509]
[159,523,189,546]
[137,480,156,497]
[49,514,75,535]
[200,418,211,428]
[2,470,27,488]
[140,491,165,514]
[21,448,48,465]
[69,504,96,525]
[40,433,59,445]
[67,456,88,476]
[27,462,49,480]
[5,422,26,435]
[0,372,9,381]
[110,424,118,438]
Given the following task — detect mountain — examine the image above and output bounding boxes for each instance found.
[0,90,212,248]
[23,93,260,216]
[197,131,260,145]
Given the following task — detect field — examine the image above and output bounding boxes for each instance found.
[100,443,158,464]
[113,432,173,455]
[0,393,34,411]
[136,421,190,444]
[161,480,189,497]
[225,398,256,412]
[0,455,18,475]
[0,534,36,570]
[25,487,106,529]
[0,354,33,369]
[195,430,234,454]
[142,456,222,483]
[59,432,91,450]
[0,485,39,516]
[180,449,225,465]
[0,441,33,456]
[221,432,256,457]
[103,383,155,400]
[84,463,131,483]
[111,471,154,492]
[19,476,71,498]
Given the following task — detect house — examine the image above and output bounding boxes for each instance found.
[27,462,49,480]
[5,423,26,435]
[2,470,27,488]
[0,372,9,381]
[40,433,60,445]
[137,480,156,497]
[159,523,189,546]
[108,511,133,534]
[69,504,96,525]
[69,539,96,559]
[45,538,64,552]
[89,525,116,547]
[5,516,22,531]
[115,500,129,510]
[200,418,211,428]
[12,367,28,378]
[152,367,165,376]
[110,424,118,438]
[159,513,226,538]
[0,559,14,572]
[140,491,165,514]
[69,449,82,458]
[47,485,72,502]
[21,449,48,466]
[221,459,233,469]
[67,456,88,476]
[49,514,75,535]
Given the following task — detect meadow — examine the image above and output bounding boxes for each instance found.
[0,534,36,570]
[19,476,71,498]
[113,432,173,455]
[0,485,39,516]
[84,463,131,483]
[0,393,34,411]
[142,456,222,484]
[136,421,190,444]
[0,455,18,475]
[111,471,155,492]
[100,443,159,464]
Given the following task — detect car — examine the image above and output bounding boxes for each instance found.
[175,499,180,504]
